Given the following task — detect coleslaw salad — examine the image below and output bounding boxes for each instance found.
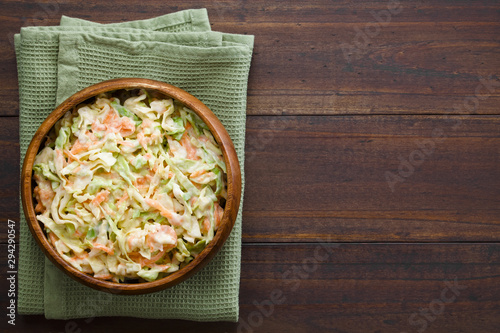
[32,89,227,282]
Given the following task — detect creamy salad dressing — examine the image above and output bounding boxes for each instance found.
[33,90,227,282]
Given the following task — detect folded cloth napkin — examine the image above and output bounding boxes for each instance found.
[16,8,253,321]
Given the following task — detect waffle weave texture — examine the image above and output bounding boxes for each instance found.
[15,8,253,321]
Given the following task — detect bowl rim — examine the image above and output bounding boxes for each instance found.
[21,78,242,295]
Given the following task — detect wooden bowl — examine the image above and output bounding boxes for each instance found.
[21,78,242,295]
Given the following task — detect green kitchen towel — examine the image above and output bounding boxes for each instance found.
[16,8,253,321]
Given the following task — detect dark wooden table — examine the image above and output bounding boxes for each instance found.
[1,1,499,332]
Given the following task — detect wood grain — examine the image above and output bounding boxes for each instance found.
[1,243,499,332]
[243,115,500,242]
[3,115,499,243]
[0,117,19,241]
[1,1,499,116]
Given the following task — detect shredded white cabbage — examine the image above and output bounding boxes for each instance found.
[33,89,227,282]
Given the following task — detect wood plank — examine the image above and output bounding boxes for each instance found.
[2,0,500,25]
[1,1,499,116]
[0,117,19,243]
[242,115,500,242]
[3,115,499,243]
[242,21,500,115]
[1,243,499,332]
